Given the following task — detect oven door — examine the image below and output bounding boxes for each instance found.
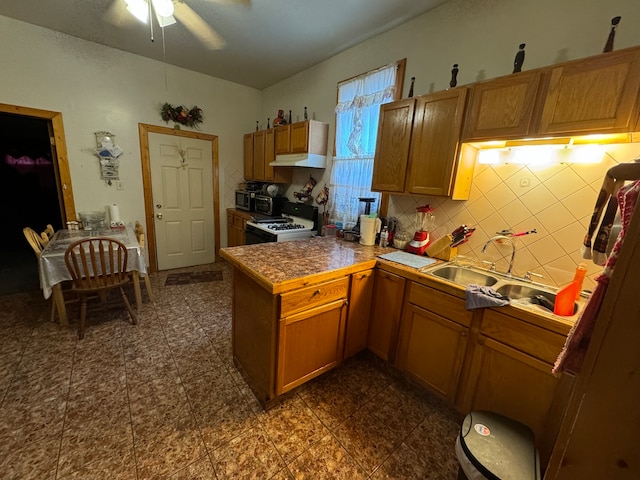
[245,224,277,244]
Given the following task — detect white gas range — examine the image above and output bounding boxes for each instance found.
[245,202,318,244]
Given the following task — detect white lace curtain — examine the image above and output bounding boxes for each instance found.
[329,63,397,226]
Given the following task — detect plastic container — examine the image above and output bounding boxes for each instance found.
[554,281,578,316]
[379,226,389,247]
[572,262,587,300]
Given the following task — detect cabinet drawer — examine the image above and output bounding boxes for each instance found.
[481,309,565,364]
[408,282,473,327]
[233,214,246,229]
[280,277,349,317]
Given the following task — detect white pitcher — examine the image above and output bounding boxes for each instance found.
[359,215,381,246]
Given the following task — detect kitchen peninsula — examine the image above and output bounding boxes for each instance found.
[220,237,577,465]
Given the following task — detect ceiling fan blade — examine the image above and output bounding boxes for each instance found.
[201,0,250,7]
[104,0,140,27]
[174,2,226,50]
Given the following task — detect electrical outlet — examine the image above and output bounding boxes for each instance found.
[519,177,531,188]
[115,180,124,190]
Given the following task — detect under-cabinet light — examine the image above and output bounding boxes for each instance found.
[477,144,605,165]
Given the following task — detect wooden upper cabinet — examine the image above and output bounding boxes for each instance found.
[406,88,469,196]
[244,128,292,183]
[371,98,416,193]
[243,133,254,180]
[538,47,640,136]
[274,120,329,155]
[252,130,266,180]
[290,121,309,153]
[462,71,542,141]
[274,125,291,154]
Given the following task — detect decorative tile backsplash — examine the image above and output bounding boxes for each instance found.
[387,143,640,290]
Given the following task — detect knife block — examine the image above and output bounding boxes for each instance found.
[432,246,458,261]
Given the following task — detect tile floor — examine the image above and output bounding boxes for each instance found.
[0,262,462,479]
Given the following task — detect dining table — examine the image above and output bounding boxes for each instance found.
[39,226,147,326]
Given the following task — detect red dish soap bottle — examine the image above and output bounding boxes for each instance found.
[554,281,579,316]
[572,262,587,301]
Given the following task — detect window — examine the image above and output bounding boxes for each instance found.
[329,60,404,226]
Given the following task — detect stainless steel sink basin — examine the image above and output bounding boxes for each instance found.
[429,266,498,287]
[496,284,578,315]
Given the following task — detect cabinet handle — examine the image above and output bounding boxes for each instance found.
[460,331,467,337]
[313,289,321,296]
[477,338,484,345]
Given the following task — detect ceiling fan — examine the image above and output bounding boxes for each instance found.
[114,0,247,50]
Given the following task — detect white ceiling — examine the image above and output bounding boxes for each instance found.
[0,0,449,90]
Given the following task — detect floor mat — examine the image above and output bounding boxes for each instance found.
[165,270,223,286]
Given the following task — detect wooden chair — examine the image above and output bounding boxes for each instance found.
[65,237,137,339]
[134,221,154,302]
[23,226,46,256]
[40,224,55,245]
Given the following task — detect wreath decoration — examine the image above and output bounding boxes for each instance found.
[160,103,203,129]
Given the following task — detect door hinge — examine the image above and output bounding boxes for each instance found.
[49,136,56,146]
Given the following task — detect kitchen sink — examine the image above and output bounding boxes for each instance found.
[428,266,498,287]
[496,284,578,315]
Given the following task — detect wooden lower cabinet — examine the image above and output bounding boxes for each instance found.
[367,269,406,362]
[459,335,560,465]
[227,209,250,247]
[344,269,375,359]
[396,303,469,403]
[277,299,347,395]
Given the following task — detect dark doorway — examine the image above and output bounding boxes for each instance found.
[0,113,62,295]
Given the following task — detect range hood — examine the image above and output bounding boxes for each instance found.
[270,153,327,168]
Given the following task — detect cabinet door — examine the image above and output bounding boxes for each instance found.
[253,130,266,180]
[538,48,640,136]
[277,299,347,394]
[462,71,542,141]
[406,88,469,196]
[274,124,291,154]
[371,98,415,193]
[344,269,375,359]
[226,212,235,247]
[243,133,254,180]
[290,121,310,153]
[396,303,468,403]
[460,335,559,456]
[367,270,406,362]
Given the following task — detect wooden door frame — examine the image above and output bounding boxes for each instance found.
[138,123,220,272]
[0,103,76,223]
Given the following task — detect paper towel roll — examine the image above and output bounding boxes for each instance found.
[109,203,121,223]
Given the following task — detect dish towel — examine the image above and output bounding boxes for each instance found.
[554,179,640,375]
[581,175,624,265]
[465,284,510,310]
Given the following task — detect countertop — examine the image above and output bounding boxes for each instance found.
[220,236,393,294]
[220,236,577,335]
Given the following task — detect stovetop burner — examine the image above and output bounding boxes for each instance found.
[268,223,306,231]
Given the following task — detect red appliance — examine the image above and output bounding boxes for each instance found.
[407,204,435,255]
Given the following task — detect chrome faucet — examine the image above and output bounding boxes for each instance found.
[481,235,516,276]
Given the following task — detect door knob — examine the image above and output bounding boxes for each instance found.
[156,212,163,219]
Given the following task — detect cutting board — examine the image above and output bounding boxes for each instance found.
[378,251,437,269]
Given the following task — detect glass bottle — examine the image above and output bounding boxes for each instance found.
[304,107,308,120]
[408,77,415,98]
[267,118,270,129]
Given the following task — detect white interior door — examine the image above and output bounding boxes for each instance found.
[148,133,215,270]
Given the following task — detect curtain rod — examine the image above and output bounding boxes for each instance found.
[337,60,400,87]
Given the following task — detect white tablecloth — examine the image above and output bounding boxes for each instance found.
[38,227,146,299]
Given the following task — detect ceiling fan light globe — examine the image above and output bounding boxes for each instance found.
[125,0,149,23]
[156,13,177,27]
[151,0,174,18]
